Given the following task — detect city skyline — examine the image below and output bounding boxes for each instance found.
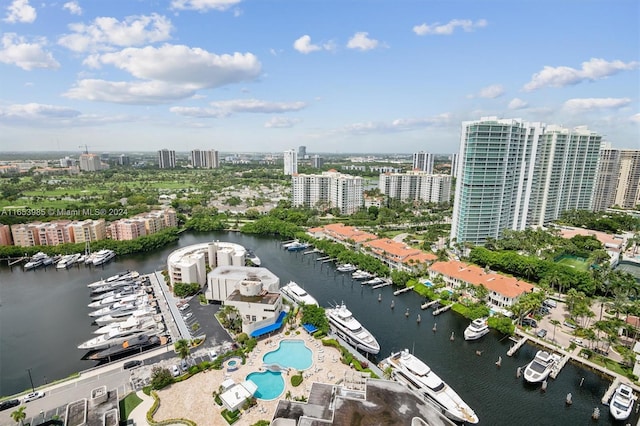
[0,0,638,153]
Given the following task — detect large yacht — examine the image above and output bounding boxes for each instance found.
[325,302,380,354]
[24,252,49,270]
[463,318,490,341]
[94,306,156,325]
[280,281,318,307]
[92,249,116,266]
[89,298,148,318]
[78,319,163,350]
[523,350,559,383]
[88,270,140,288]
[609,383,636,421]
[88,291,145,309]
[86,334,162,361]
[381,349,479,424]
[56,253,81,269]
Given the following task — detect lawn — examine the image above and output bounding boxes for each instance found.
[119,392,143,421]
[555,255,589,271]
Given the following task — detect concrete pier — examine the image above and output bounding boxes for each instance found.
[601,377,621,405]
[393,286,414,296]
[433,304,452,316]
[421,300,438,310]
[507,335,529,356]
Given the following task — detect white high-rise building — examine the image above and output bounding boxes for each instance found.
[412,151,434,174]
[158,149,176,169]
[284,149,298,175]
[79,153,102,171]
[292,170,362,214]
[191,149,219,169]
[451,153,458,177]
[379,172,451,204]
[593,147,640,210]
[451,117,602,246]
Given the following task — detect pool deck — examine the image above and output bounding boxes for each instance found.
[152,329,354,425]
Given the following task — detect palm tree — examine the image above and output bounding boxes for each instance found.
[383,366,393,380]
[10,406,26,426]
[550,319,560,343]
[175,339,190,360]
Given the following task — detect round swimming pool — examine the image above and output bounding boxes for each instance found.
[246,370,285,400]
[228,360,237,367]
[262,339,312,370]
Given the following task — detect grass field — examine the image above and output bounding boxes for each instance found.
[556,255,589,271]
[119,392,143,421]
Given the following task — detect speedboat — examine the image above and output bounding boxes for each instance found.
[363,277,384,286]
[352,270,374,280]
[336,263,357,272]
[246,249,261,266]
[325,302,380,354]
[464,318,490,341]
[609,383,636,421]
[280,281,318,306]
[381,349,479,424]
[92,249,116,266]
[523,350,559,383]
[286,241,310,252]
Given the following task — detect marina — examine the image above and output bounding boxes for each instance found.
[1,230,637,425]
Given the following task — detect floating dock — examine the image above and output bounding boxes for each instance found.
[421,300,439,310]
[432,304,452,316]
[393,286,414,296]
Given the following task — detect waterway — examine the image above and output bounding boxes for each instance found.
[0,231,635,425]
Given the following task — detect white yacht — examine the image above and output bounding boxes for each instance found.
[381,349,479,424]
[609,383,636,421]
[464,318,490,341]
[93,313,155,334]
[523,350,559,383]
[89,298,147,318]
[336,263,357,272]
[56,253,81,269]
[78,319,164,350]
[352,270,374,280]
[246,249,261,266]
[24,252,48,270]
[94,306,156,325]
[88,270,140,288]
[87,291,144,309]
[325,302,380,354]
[280,281,318,307]
[363,277,384,286]
[92,249,116,266]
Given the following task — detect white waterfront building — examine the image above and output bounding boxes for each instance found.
[292,170,363,214]
[166,241,247,287]
[412,151,434,174]
[379,171,451,204]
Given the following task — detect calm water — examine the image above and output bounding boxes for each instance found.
[0,231,634,425]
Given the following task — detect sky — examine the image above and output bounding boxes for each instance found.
[0,0,638,154]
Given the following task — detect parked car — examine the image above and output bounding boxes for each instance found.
[543,299,557,308]
[123,360,143,370]
[570,338,584,346]
[182,312,193,321]
[0,399,20,411]
[536,329,548,338]
[521,318,537,328]
[171,365,180,377]
[179,303,189,311]
[180,359,189,371]
[538,306,550,315]
[563,321,577,329]
[209,350,218,361]
[23,391,45,403]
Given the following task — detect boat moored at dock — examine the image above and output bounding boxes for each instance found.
[464,318,490,341]
[325,302,380,354]
[609,383,636,421]
[380,349,479,424]
[280,281,319,306]
[523,350,560,383]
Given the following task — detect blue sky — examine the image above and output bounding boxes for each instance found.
[0,0,638,154]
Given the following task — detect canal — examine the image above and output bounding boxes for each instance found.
[0,231,633,425]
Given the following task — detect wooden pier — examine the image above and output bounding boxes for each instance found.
[432,304,452,316]
[507,335,529,356]
[550,351,572,379]
[421,300,439,310]
[393,286,414,296]
[372,281,392,289]
[8,256,27,267]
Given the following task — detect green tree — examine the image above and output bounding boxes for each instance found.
[175,339,190,360]
[10,407,26,425]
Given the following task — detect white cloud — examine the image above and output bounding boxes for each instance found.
[563,97,632,112]
[508,98,528,110]
[63,1,82,15]
[170,0,241,12]
[171,99,306,118]
[413,19,487,36]
[470,84,505,99]
[339,113,451,135]
[58,14,173,52]
[0,33,59,70]
[4,0,36,23]
[264,117,301,128]
[64,79,198,104]
[524,58,639,91]
[631,113,640,123]
[0,103,132,128]
[346,32,379,51]
[0,103,80,119]
[293,35,334,54]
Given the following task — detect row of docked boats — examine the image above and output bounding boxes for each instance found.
[23,249,116,270]
[79,271,165,354]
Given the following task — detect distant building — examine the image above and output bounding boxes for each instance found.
[60,156,75,167]
[412,151,434,174]
[283,149,298,175]
[37,221,73,245]
[292,170,363,214]
[298,145,307,158]
[157,149,176,169]
[190,149,219,169]
[593,147,640,210]
[108,209,176,241]
[79,154,102,172]
[117,154,130,166]
[68,219,107,243]
[451,153,458,178]
[451,117,602,245]
[311,154,324,169]
[379,171,451,204]
[10,223,40,246]
[100,153,110,163]
[0,224,12,246]
[108,219,147,241]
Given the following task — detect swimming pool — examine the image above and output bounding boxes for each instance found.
[262,339,312,370]
[246,370,285,400]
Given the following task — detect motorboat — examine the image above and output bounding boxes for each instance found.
[85,334,161,361]
[89,297,148,318]
[94,306,156,325]
[56,253,81,269]
[280,281,318,306]
[93,313,155,334]
[90,285,140,301]
[88,270,140,288]
[523,350,559,383]
[609,383,636,421]
[352,270,374,280]
[325,302,380,354]
[363,277,385,286]
[90,280,141,296]
[336,263,357,273]
[92,249,116,266]
[78,319,164,350]
[88,291,144,309]
[464,318,490,341]
[381,349,479,424]
[246,249,261,266]
[286,241,310,252]
[24,252,48,270]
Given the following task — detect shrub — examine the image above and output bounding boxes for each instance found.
[221,409,240,425]
[291,373,303,387]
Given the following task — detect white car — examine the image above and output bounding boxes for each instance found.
[182,312,193,320]
[23,391,45,403]
[171,365,180,377]
[179,303,189,311]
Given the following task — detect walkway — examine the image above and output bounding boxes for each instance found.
[129,390,155,426]
[149,271,192,341]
